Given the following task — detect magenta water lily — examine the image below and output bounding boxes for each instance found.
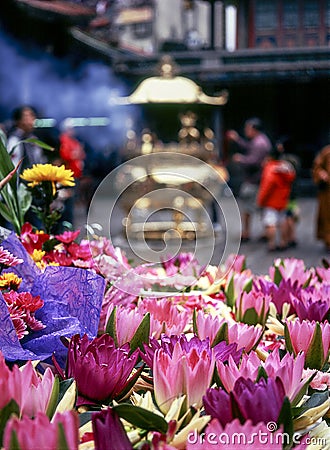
[66,333,139,405]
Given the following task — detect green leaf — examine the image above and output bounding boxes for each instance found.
[23,138,55,151]
[273,265,283,286]
[130,313,150,353]
[46,375,60,419]
[211,322,228,347]
[241,307,259,326]
[277,397,293,450]
[0,138,16,188]
[192,309,198,335]
[0,400,20,446]
[255,366,268,382]
[113,404,168,434]
[225,274,235,307]
[8,430,21,450]
[243,279,253,293]
[291,371,316,407]
[0,202,15,224]
[57,423,69,450]
[17,183,32,218]
[305,322,324,370]
[105,307,118,346]
[284,323,295,355]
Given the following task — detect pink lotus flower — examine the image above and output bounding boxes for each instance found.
[227,322,263,353]
[194,310,224,346]
[224,254,246,273]
[3,411,79,450]
[0,353,55,417]
[264,350,311,403]
[105,305,146,346]
[153,336,215,414]
[235,290,271,325]
[225,271,253,305]
[16,361,55,418]
[66,334,139,405]
[204,377,286,426]
[187,418,285,449]
[161,252,201,277]
[92,407,132,450]
[0,353,15,409]
[138,297,190,339]
[285,319,330,369]
[269,258,314,288]
[216,351,260,393]
[316,267,330,282]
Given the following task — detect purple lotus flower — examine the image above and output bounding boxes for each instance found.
[256,278,301,316]
[141,334,240,371]
[203,377,286,426]
[66,334,139,405]
[213,340,242,366]
[291,285,330,322]
[92,407,132,450]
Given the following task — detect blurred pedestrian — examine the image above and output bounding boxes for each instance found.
[312,143,330,253]
[227,117,272,241]
[276,136,301,248]
[257,148,296,252]
[6,105,48,229]
[7,105,47,171]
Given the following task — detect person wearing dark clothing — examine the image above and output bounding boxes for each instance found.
[227,117,272,241]
[6,105,48,228]
[312,144,330,253]
[7,105,47,172]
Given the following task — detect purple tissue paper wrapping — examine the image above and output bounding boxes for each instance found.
[1,233,106,364]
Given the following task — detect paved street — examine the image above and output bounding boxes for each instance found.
[75,194,328,275]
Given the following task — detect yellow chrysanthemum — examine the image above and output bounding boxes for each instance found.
[20,164,75,194]
[31,249,46,263]
[0,272,22,290]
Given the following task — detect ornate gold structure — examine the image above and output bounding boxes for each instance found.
[116,56,229,241]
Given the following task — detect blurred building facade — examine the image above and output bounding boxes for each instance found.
[2,0,330,192]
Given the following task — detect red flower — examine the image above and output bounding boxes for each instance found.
[55,230,80,244]
[3,290,45,339]
[20,222,50,254]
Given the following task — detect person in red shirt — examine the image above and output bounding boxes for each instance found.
[257,148,296,252]
[58,122,86,227]
[59,123,86,179]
